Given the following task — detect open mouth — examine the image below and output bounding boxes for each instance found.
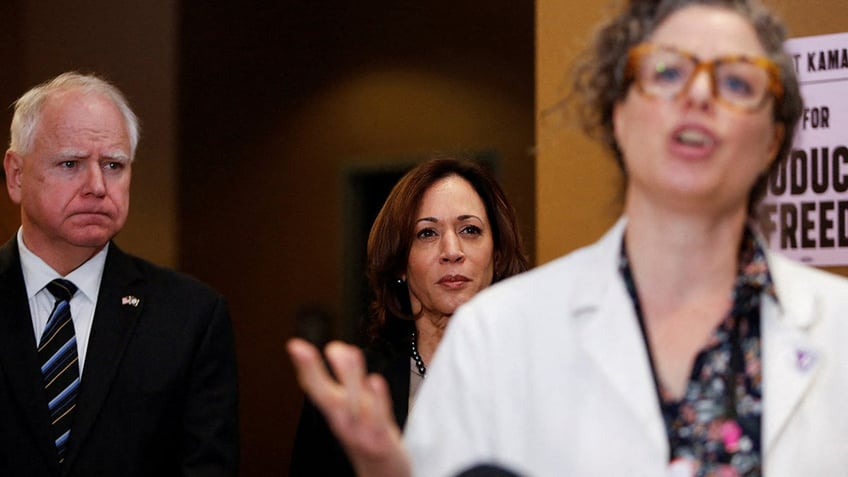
[675,128,715,147]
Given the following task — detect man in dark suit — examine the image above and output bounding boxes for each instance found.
[0,72,239,476]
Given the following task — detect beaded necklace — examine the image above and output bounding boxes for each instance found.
[410,329,427,377]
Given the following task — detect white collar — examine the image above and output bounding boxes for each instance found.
[17,227,108,302]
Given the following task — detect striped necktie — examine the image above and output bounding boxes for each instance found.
[38,278,80,463]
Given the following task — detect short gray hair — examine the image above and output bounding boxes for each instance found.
[9,72,141,158]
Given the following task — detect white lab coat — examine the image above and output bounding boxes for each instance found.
[404,219,848,476]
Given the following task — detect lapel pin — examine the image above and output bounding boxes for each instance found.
[795,349,816,371]
[121,295,141,307]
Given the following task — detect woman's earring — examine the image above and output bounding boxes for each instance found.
[396,277,406,285]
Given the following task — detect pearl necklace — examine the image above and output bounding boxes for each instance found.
[410,329,427,377]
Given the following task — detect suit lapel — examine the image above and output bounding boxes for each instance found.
[0,238,63,472]
[384,351,411,428]
[366,347,411,428]
[63,243,145,469]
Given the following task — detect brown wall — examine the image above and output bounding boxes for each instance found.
[0,1,24,240]
[178,3,535,475]
[536,0,848,279]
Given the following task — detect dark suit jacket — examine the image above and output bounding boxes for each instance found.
[0,238,239,477]
[289,346,410,476]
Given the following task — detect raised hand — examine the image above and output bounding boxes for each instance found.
[287,338,412,477]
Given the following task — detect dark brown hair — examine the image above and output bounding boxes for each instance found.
[572,0,803,215]
[364,155,528,346]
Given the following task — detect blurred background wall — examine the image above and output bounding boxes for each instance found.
[178,2,535,474]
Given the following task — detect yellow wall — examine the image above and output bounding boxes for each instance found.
[536,1,622,265]
[536,0,848,275]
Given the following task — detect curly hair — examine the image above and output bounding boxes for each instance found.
[572,0,803,215]
[363,155,529,348]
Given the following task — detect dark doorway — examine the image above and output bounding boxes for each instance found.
[342,163,413,344]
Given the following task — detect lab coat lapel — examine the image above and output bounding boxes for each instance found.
[761,257,822,453]
[572,220,668,455]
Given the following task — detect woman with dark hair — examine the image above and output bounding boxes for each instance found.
[289,156,528,476]
[365,156,528,355]
[289,0,848,475]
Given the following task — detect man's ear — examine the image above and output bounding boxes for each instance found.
[4,150,23,204]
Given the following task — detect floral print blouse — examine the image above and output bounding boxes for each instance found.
[619,228,775,477]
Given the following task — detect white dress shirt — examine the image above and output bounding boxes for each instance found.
[17,227,107,374]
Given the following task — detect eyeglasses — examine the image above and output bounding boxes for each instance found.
[625,43,784,112]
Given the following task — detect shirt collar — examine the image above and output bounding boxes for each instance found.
[17,227,109,302]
